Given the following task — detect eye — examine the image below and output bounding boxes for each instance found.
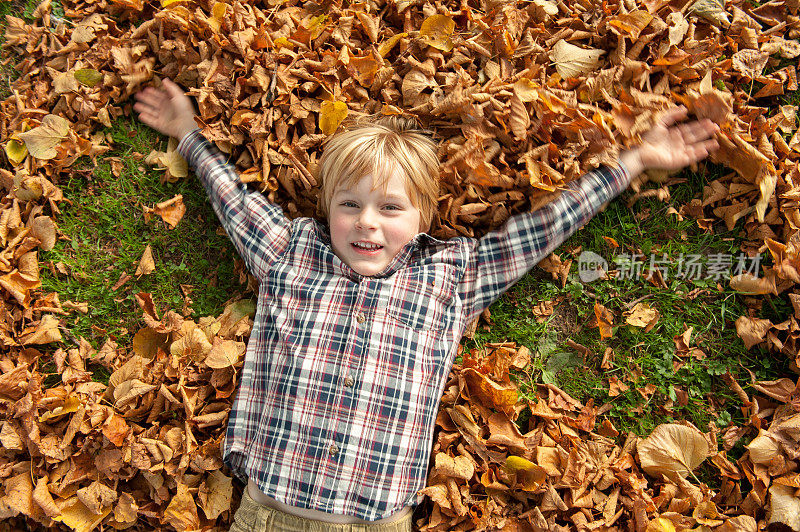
[383,204,402,211]
[340,200,358,208]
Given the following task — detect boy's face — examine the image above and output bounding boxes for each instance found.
[329,169,423,277]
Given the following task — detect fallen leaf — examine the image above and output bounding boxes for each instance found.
[550,40,604,78]
[53,496,112,532]
[767,483,800,531]
[135,245,155,276]
[163,482,200,531]
[625,302,659,329]
[5,137,27,165]
[689,0,730,28]
[144,195,186,229]
[205,339,243,369]
[74,68,103,87]
[319,100,348,136]
[16,115,70,160]
[198,470,232,520]
[637,423,710,480]
[419,14,455,52]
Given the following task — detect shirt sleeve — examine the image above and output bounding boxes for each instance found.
[177,129,291,280]
[458,164,632,323]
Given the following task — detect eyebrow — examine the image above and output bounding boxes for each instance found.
[333,191,409,203]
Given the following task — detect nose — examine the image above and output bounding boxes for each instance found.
[355,206,378,230]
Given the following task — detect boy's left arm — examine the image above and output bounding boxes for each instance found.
[458,107,720,323]
[458,164,631,322]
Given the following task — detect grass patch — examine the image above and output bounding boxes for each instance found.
[39,118,245,348]
[462,163,789,441]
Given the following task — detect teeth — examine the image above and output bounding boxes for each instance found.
[353,242,381,250]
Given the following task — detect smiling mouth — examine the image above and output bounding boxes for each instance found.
[351,242,383,253]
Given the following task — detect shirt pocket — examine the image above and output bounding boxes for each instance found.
[380,267,456,332]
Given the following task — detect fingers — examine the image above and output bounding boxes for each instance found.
[133,106,159,129]
[134,87,167,108]
[658,106,688,128]
[673,119,720,146]
[681,138,720,166]
[162,78,187,99]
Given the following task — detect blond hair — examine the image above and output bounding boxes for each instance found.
[317,115,440,231]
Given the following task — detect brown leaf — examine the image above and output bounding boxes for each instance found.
[135,244,155,277]
[550,40,604,78]
[163,482,200,531]
[637,424,710,480]
[198,470,232,520]
[732,49,770,79]
[462,368,518,415]
[735,316,773,349]
[594,303,614,339]
[143,195,186,229]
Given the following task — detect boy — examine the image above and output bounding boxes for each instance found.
[134,79,719,531]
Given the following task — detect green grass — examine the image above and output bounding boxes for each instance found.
[462,162,790,441]
[39,118,245,351]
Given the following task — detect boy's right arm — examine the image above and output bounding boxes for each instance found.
[177,130,291,279]
[135,79,291,279]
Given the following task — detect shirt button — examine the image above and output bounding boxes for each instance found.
[344,376,354,387]
[356,313,365,324]
[329,443,339,456]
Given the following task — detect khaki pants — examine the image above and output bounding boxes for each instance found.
[230,488,414,532]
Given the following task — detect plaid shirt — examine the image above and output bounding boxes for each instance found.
[178,130,631,521]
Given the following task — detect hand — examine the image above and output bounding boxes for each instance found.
[133,78,199,141]
[619,106,720,178]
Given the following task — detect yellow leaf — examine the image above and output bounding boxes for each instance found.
[39,395,82,422]
[319,100,348,135]
[273,36,293,50]
[16,114,70,160]
[378,32,407,57]
[502,456,547,491]
[504,456,537,472]
[645,518,677,532]
[161,0,186,6]
[5,137,27,165]
[52,496,112,532]
[132,327,168,359]
[204,1,227,32]
[211,1,226,18]
[306,14,328,40]
[74,68,103,87]
[419,14,455,52]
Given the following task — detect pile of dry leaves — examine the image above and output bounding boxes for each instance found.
[1,0,800,529]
